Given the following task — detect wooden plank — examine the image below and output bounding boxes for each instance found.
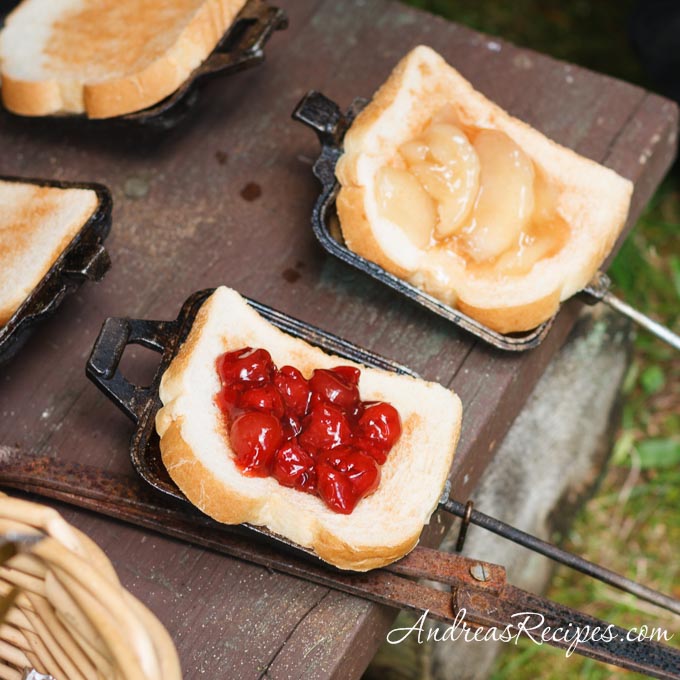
[0,0,676,677]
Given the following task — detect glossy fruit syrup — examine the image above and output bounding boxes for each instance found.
[215,347,402,514]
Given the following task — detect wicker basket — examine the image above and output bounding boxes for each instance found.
[0,493,182,680]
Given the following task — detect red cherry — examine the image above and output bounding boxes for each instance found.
[272,442,316,492]
[217,348,275,385]
[358,402,402,455]
[237,384,285,418]
[321,446,380,498]
[347,401,365,423]
[316,462,357,514]
[298,402,352,453]
[309,368,360,411]
[230,412,283,476]
[331,365,360,386]
[274,366,312,416]
[281,413,303,441]
[215,383,244,420]
[350,436,388,464]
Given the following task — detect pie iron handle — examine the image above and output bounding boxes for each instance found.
[582,272,680,351]
[292,91,348,148]
[203,0,289,76]
[86,317,175,423]
[62,241,111,282]
[440,494,680,616]
[292,91,367,195]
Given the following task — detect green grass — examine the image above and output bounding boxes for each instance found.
[394,1,680,678]
[405,0,644,85]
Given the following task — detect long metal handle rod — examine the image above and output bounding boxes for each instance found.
[442,498,680,615]
[583,273,680,351]
[600,290,680,351]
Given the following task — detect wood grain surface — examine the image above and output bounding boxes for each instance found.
[0,1,677,677]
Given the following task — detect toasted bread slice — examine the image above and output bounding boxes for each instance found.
[0,180,99,326]
[156,286,462,571]
[0,0,247,118]
[336,46,633,333]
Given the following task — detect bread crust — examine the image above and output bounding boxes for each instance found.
[336,46,633,333]
[457,289,561,335]
[0,0,246,119]
[0,74,63,118]
[156,287,462,571]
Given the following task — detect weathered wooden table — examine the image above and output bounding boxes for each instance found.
[0,1,677,677]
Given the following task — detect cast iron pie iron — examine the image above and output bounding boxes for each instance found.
[292,91,680,353]
[0,176,112,367]
[0,0,287,130]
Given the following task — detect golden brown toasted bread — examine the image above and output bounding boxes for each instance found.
[0,0,247,118]
[0,180,98,325]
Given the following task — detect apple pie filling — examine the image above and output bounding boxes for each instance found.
[374,110,570,280]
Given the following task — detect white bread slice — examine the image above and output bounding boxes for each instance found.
[336,46,634,333]
[0,0,247,118]
[0,180,98,325]
[156,286,462,571]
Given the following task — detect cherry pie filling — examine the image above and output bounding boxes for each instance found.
[215,347,402,514]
